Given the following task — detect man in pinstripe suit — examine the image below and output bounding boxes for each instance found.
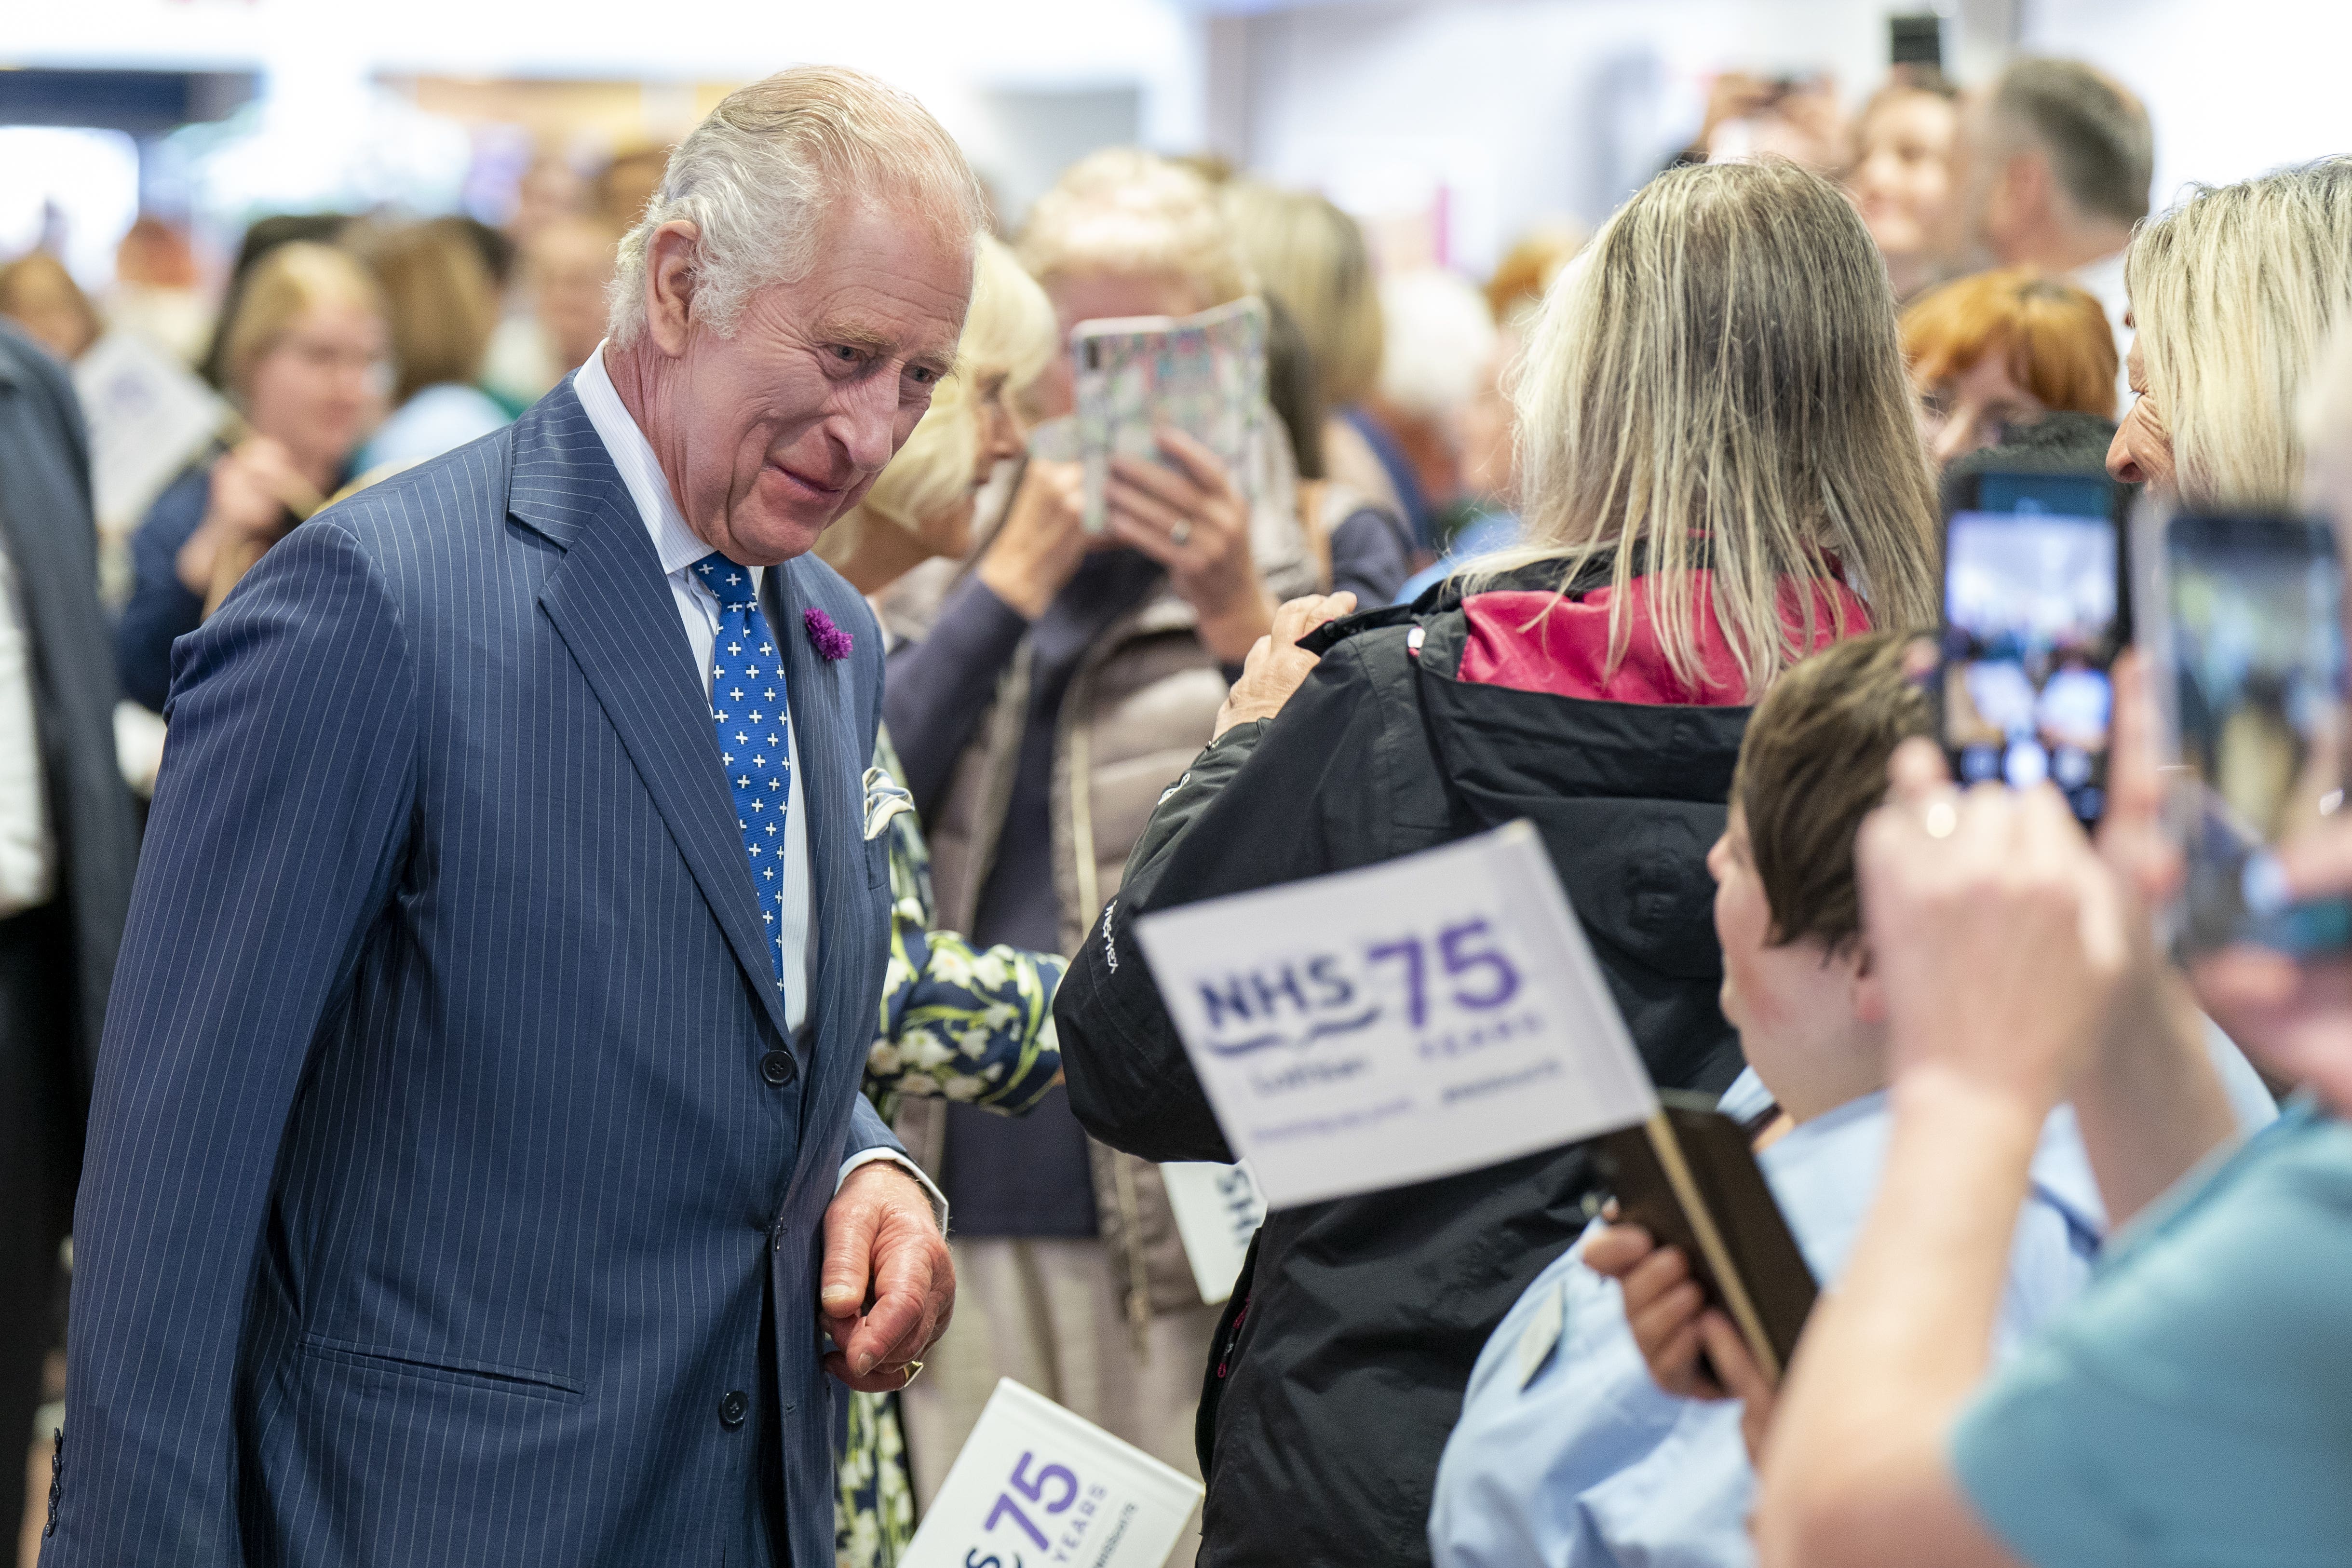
[46,69,981,1568]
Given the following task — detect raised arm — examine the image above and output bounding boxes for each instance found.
[2067,656,2245,1223]
[871,887,1067,1115]
[50,519,417,1566]
[884,459,1086,813]
[1058,595,1378,1163]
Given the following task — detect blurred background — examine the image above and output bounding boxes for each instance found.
[5,0,2341,294]
[10,0,2337,598]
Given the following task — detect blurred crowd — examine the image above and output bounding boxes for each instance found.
[7,41,2352,1568]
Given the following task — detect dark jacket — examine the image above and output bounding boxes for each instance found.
[1055,561,1866,1568]
[115,456,214,713]
[0,322,137,1107]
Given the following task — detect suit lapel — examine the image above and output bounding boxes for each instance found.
[520,390,793,1046]
[766,560,861,1118]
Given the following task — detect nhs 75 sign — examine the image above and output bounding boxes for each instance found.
[899,1380,1203,1568]
[1133,822,1658,1209]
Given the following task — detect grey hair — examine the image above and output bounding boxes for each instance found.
[1987,58,2154,226]
[608,65,987,346]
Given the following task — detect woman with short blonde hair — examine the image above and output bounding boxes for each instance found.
[819,234,1057,581]
[1017,146,1251,310]
[116,240,391,710]
[2113,156,2352,508]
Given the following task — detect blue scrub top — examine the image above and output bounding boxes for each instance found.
[1428,1083,2108,1568]
[1953,1094,2352,1568]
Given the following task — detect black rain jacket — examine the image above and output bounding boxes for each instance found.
[1055,564,1759,1568]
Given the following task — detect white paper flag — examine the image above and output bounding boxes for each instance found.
[899,1379,1203,1568]
[71,330,227,531]
[1132,821,1660,1209]
[1158,1161,1266,1305]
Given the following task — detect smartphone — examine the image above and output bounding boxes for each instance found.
[1593,1093,1817,1383]
[1939,469,2132,823]
[1890,14,1945,70]
[1070,296,1267,534]
[2142,510,2351,955]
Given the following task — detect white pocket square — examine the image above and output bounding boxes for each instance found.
[861,766,915,841]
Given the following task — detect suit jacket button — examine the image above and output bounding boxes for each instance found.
[720,1389,750,1429]
[759,1050,797,1087]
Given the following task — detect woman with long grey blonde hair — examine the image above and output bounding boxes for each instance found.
[1048,156,1939,1568]
[1491,154,1941,696]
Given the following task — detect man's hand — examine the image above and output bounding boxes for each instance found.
[1107,429,1274,664]
[1857,741,2128,1113]
[819,1162,954,1392]
[2193,814,2352,1113]
[1213,591,1356,738]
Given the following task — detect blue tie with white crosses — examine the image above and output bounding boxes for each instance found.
[693,551,791,994]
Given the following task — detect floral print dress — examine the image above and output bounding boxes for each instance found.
[836,727,1065,1568]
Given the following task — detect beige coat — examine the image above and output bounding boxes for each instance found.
[898,455,1322,1340]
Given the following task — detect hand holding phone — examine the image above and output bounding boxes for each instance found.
[1938,469,2132,823]
[2143,510,2351,955]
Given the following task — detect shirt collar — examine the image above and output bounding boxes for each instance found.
[573,342,757,587]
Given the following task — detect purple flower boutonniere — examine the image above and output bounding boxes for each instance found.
[803,607,854,662]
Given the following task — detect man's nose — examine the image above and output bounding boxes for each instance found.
[833,375,902,473]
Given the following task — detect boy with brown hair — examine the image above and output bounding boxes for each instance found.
[1426,633,2252,1568]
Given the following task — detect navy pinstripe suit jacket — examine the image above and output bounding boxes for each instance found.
[46,380,901,1568]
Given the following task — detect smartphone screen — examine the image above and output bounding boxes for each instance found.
[2159,514,2349,953]
[1941,472,2129,823]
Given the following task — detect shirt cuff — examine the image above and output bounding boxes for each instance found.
[837,1148,950,1233]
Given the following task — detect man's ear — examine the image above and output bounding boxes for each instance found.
[642,220,702,358]
[1845,936,1890,1026]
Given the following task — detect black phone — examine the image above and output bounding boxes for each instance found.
[1890,14,1945,70]
[2142,510,2352,955]
[1938,468,2133,823]
[1593,1093,1817,1383]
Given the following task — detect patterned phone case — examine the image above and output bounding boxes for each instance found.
[1070,296,1268,534]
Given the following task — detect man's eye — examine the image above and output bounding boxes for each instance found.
[830,346,862,365]
[906,365,937,386]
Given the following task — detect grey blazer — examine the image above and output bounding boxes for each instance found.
[0,322,136,1104]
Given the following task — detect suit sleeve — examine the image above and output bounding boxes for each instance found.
[51,516,417,1567]
[1057,643,1381,1162]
